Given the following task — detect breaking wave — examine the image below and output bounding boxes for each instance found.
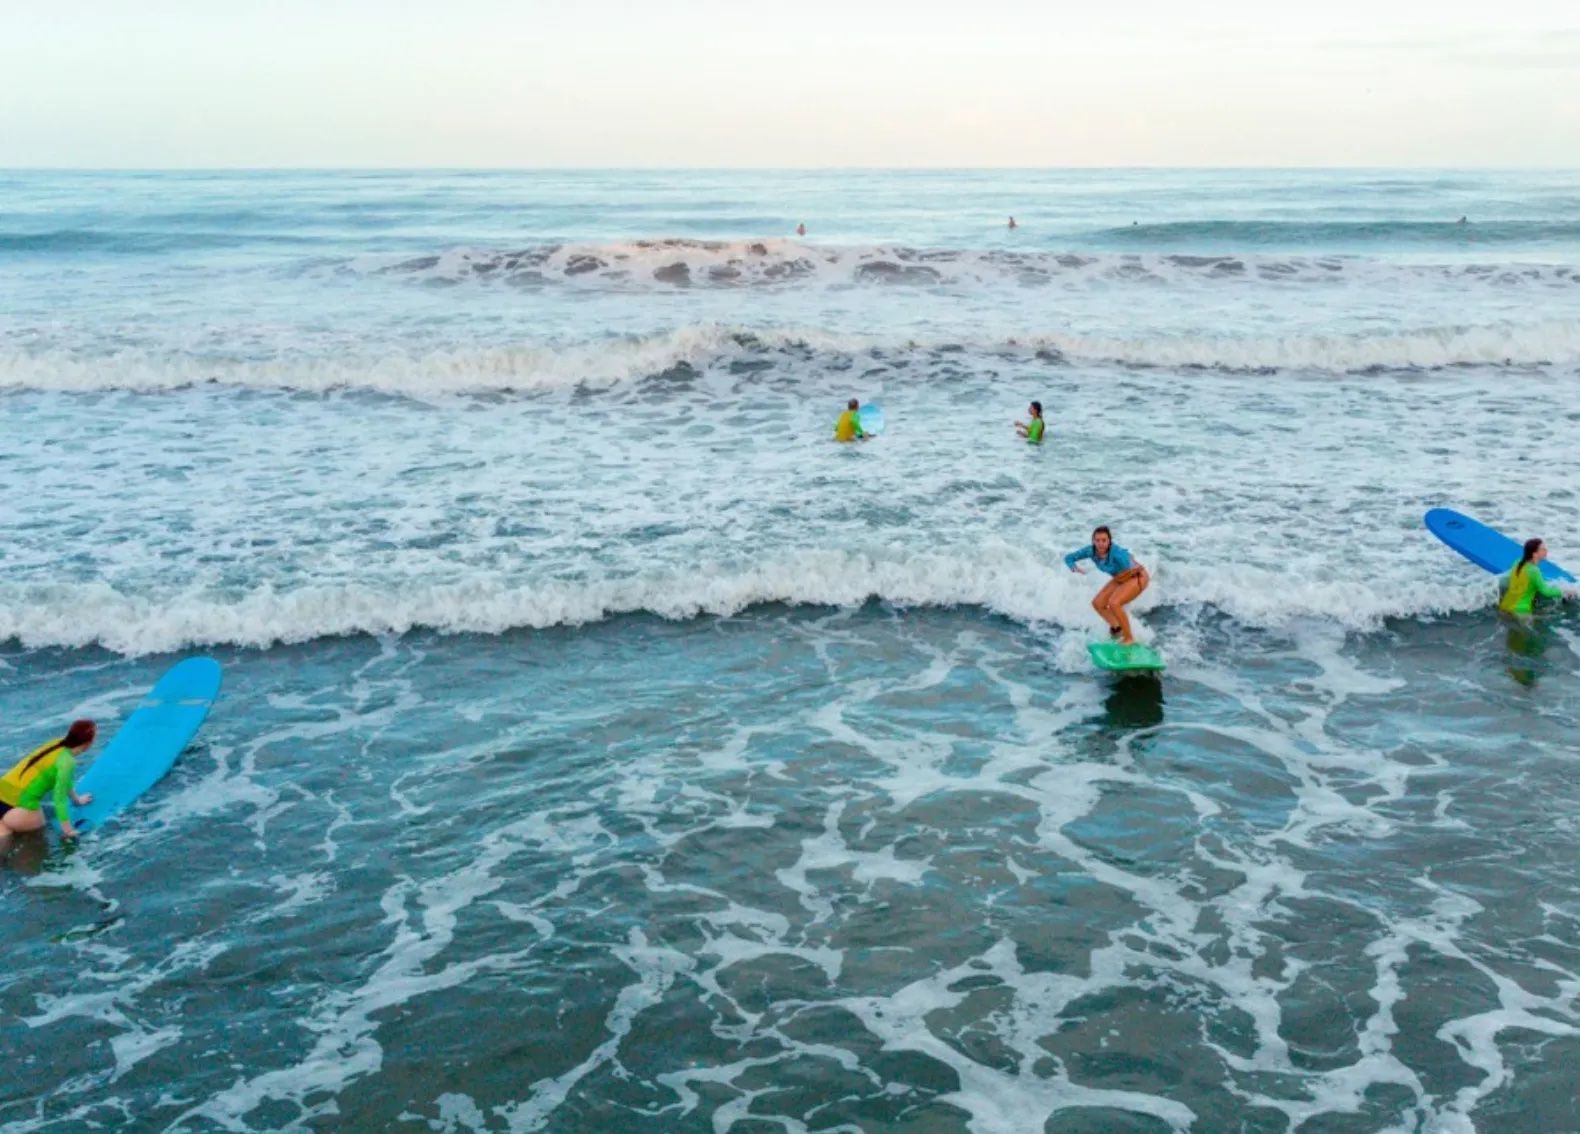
[343,238,1580,292]
[0,549,1496,657]
[1,319,1576,396]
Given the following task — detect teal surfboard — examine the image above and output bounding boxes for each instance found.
[859,404,885,436]
[1089,641,1166,673]
[73,657,222,833]
[1425,508,1574,583]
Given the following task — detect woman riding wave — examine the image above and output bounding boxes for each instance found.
[1065,526,1150,645]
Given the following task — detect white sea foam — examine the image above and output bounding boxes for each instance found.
[347,238,1580,295]
[1,317,1576,397]
[0,547,1498,656]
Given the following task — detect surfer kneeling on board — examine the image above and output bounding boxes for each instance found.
[1065,526,1150,645]
[0,720,96,843]
[834,398,867,443]
[1500,538,1576,616]
[1015,401,1045,444]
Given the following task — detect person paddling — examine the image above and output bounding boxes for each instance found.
[0,720,96,843]
[1499,538,1575,616]
[1065,526,1150,644]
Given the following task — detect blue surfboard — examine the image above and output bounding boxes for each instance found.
[1425,508,1575,583]
[859,404,885,436]
[73,657,222,833]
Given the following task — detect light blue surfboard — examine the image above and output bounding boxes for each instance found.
[1425,508,1575,583]
[859,404,885,436]
[1089,641,1166,673]
[73,657,222,833]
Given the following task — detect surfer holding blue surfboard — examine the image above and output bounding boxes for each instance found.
[1499,538,1576,615]
[0,720,97,844]
[1425,509,1578,615]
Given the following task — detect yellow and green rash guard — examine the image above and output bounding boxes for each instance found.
[1026,418,1045,444]
[0,737,66,808]
[1499,562,1565,615]
[15,750,75,816]
[834,410,865,442]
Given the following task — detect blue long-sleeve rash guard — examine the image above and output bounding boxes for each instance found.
[1064,543,1135,576]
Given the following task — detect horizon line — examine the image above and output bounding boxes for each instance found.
[4,164,1580,174]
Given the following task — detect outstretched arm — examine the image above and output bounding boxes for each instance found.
[1532,570,1567,601]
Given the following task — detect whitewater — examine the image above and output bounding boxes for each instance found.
[4,168,1580,1134]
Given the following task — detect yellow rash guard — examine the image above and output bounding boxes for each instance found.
[834,410,865,442]
[0,737,66,808]
[1499,562,1565,616]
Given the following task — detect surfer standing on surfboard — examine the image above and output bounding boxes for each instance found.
[1065,526,1150,645]
[0,720,96,843]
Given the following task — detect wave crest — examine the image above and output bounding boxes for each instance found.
[1,317,1576,397]
[0,551,1495,657]
[347,238,1580,292]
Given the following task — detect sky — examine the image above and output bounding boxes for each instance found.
[2,0,1578,167]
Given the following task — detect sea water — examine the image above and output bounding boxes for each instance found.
[2,169,1579,1132]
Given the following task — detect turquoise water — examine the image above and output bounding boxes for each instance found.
[3,170,1580,1132]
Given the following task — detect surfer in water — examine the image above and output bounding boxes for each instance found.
[1065,526,1150,644]
[0,720,96,843]
[1015,401,1045,444]
[1499,538,1575,616]
[834,398,867,443]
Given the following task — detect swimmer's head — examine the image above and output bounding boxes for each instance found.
[1520,538,1546,567]
[1092,526,1112,555]
[1029,401,1042,417]
[848,398,859,410]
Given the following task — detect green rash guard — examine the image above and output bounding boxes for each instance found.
[17,750,74,818]
[1026,418,1045,444]
[1499,562,1565,615]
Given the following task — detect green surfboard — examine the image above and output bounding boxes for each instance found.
[1088,641,1166,673]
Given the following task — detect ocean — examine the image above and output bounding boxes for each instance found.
[3,168,1580,1133]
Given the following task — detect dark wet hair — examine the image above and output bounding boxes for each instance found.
[1092,525,1112,544]
[20,720,96,777]
[1518,538,1543,571]
[848,398,859,410]
[64,720,96,748]
[1030,401,1042,415]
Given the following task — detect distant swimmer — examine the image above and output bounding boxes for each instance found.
[1499,538,1575,616]
[1457,216,1469,225]
[1065,526,1150,645]
[1015,400,1045,444]
[1008,216,1018,230]
[833,398,867,443]
[0,720,96,844]
[796,223,807,236]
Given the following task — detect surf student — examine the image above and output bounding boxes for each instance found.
[1015,401,1045,444]
[834,398,867,443]
[796,222,807,236]
[1008,216,1018,230]
[0,719,96,841]
[1499,538,1574,616]
[1065,526,1150,645]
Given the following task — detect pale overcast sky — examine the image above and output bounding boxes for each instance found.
[2,0,1577,166]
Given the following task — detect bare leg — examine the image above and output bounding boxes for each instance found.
[1091,580,1121,633]
[1105,571,1150,645]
